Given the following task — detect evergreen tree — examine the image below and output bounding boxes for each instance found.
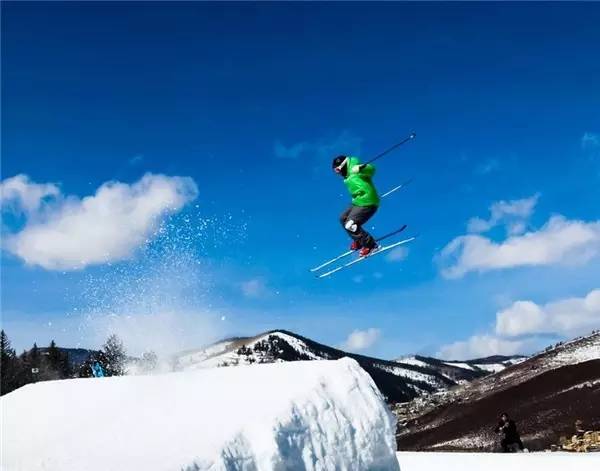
[0,330,12,357]
[60,349,73,378]
[1,330,18,395]
[140,351,158,373]
[45,340,72,380]
[47,340,60,368]
[29,342,41,382]
[30,342,40,368]
[102,334,127,376]
[18,349,33,386]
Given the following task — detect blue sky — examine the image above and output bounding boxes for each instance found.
[2,2,600,359]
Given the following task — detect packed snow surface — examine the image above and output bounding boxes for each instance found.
[395,356,430,368]
[396,451,599,471]
[376,363,444,388]
[551,339,599,366]
[176,340,234,366]
[2,357,399,471]
[473,363,506,373]
[444,361,475,370]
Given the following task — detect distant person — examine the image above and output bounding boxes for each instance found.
[495,412,525,452]
[91,361,105,378]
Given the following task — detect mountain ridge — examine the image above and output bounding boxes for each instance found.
[172,329,507,403]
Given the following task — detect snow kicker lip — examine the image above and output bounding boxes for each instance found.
[1,357,400,471]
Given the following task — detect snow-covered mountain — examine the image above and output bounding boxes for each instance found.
[173,330,502,403]
[394,354,527,381]
[395,331,600,451]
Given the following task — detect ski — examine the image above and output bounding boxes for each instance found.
[310,224,407,272]
[317,235,417,279]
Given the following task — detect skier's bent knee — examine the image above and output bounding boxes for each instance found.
[344,219,358,233]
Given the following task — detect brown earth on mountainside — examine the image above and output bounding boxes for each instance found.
[398,360,600,451]
[395,332,600,452]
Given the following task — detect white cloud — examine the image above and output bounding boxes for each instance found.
[274,141,310,160]
[582,132,600,162]
[466,194,539,234]
[582,132,599,150]
[129,154,144,165]
[240,278,268,298]
[475,158,499,175]
[437,334,528,360]
[274,131,362,161]
[441,215,600,279]
[2,173,198,270]
[438,289,600,360]
[496,289,600,338]
[341,328,381,351]
[0,174,60,214]
[386,246,409,262]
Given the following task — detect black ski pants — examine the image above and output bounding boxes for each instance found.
[340,205,378,248]
[501,438,524,452]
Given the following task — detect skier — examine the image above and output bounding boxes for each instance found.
[494,412,525,452]
[332,155,380,256]
[91,361,105,378]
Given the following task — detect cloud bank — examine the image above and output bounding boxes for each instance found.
[441,215,600,279]
[466,194,539,235]
[240,278,269,298]
[1,173,198,270]
[439,288,599,360]
[582,132,599,151]
[386,246,409,262]
[438,334,529,360]
[496,289,600,338]
[0,174,60,214]
[274,131,362,161]
[341,328,381,351]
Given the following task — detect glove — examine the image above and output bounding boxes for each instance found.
[350,164,365,174]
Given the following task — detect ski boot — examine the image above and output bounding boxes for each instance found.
[359,244,379,257]
[350,241,361,251]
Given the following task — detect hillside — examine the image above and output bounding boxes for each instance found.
[173,330,496,403]
[395,331,600,451]
[395,354,526,382]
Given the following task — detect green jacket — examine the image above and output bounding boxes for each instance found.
[344,157,380,207]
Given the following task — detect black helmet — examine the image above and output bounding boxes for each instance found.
[332,155,348,176]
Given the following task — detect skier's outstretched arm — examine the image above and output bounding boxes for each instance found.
[350,163,376,177]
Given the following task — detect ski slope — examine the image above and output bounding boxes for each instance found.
[1,358,399,471]
[396,451,599,471]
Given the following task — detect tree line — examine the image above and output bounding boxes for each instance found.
[0,330,128,396]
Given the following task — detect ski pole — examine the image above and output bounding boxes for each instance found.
[375,224,407,244]
[380,178,412,198]
[365,132,416,165]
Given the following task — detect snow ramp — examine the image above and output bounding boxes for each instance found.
[1,357,399,471]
